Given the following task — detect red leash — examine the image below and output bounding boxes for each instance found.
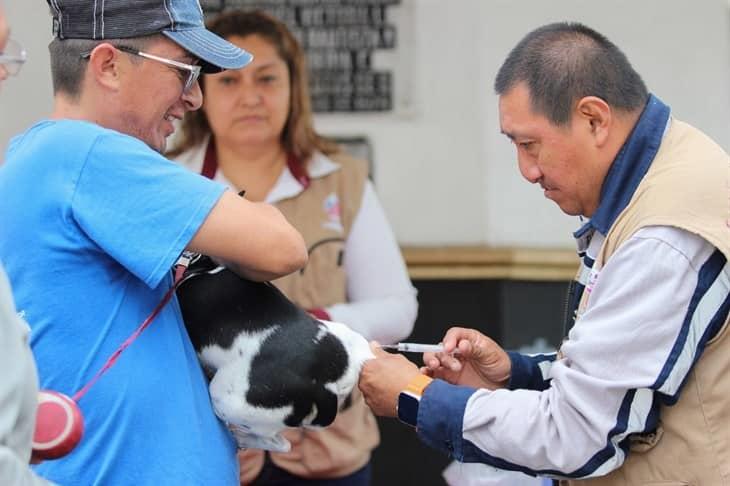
[72,257,190,401]
[33,252,194,460]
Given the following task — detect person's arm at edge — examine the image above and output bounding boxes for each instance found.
[0,269,56,485]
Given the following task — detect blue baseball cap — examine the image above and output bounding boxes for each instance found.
[45,0,252,73]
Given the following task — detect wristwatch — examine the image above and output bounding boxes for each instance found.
[397,374,433,428]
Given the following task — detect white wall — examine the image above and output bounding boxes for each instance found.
[0,1,54,155]
[2,0,729,249]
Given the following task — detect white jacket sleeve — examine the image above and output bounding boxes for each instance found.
[326,182,418,344]
[416,227,728,479]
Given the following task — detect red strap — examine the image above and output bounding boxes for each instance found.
[287,153,310,189]
[201,140,218,180]
[202,139,310,190]
[307,308,331,321]
[72,263,188,402]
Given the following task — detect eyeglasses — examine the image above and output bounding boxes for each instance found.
[0,39,27,76]
[81,45,201,93]
[116,46,201,93]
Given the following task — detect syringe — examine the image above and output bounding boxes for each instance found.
[380,342,446,354]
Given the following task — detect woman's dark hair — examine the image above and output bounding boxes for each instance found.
[168,10,338,160]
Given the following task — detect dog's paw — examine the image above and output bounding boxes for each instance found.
[228,423,292,452]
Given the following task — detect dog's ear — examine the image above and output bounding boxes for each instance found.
[228,424,291,452]
[308,387,339,427]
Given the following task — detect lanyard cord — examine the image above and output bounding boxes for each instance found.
[71,253,193,402]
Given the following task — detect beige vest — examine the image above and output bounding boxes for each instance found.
[243,151,379,481]
[565,120,730,485]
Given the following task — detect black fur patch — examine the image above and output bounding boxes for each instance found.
[176,256,350,427]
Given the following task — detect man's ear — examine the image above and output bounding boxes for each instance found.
[86,43,123,92]
[575,96,611,147]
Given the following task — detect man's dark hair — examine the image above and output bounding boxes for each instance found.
[48,35,159,98]
[494,22,648,125]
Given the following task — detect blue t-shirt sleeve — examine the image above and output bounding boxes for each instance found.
[71,132,226,288]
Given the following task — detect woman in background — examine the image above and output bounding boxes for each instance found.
[168,10,417,486]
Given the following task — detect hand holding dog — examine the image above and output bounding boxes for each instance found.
[358,342,422,417]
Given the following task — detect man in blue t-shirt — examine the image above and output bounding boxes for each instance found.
[0,1,307,484]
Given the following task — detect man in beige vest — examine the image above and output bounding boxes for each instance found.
[360,21,730,485]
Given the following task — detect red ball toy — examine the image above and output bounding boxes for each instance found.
[32,390,84,460]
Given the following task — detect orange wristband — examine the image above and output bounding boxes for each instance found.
[405,374,433,396]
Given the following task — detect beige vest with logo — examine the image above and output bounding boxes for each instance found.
[563,120,730,485]
[247,151,379,480]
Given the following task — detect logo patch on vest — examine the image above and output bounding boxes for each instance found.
[576,266,601,322]
[322,193,343,232]
[585,267,600,295]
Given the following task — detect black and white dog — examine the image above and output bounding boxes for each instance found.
[176,255,373,452]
